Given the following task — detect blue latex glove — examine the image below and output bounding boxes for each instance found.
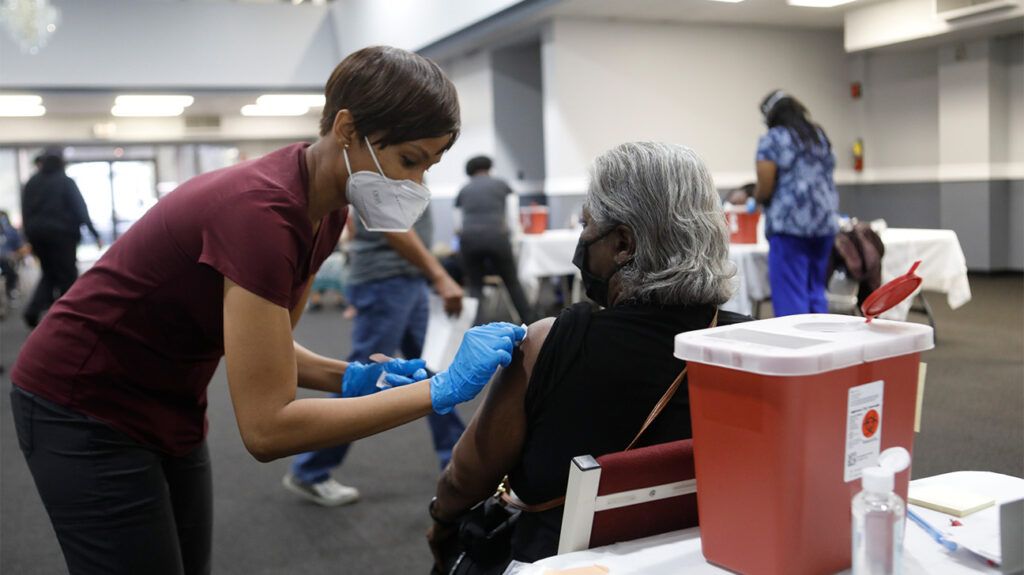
[430,322,527,414]
[342,358,428,398]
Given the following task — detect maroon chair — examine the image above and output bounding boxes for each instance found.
[557,439,700,554]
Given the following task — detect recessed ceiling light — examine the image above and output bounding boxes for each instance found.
[787,0,856,7]
[111,94,194,117]
[708,0,745,3]
[240,104,311,117]
[0,94,46,117]
[255,94,325,108]
[239,94,324,117]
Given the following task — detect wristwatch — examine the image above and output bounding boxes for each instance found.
[429,497,457,528]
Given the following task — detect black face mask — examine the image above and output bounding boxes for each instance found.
[572,225,629,308]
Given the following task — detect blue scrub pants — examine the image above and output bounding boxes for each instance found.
[767,234,834,317]
[290,276,466,484]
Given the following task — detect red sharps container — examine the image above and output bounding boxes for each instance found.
[675,266,933,574]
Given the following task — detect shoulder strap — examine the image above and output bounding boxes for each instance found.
[624,308,718,451]
[622,366,689,452]
[503,308,719,514]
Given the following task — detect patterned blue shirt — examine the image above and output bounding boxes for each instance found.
[756,126,838,238]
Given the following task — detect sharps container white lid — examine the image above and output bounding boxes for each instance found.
[674,313,934,376]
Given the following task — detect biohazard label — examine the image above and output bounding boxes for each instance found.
[844,380,884,483]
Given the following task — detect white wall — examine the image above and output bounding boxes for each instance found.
[844,0,1024,52]
[0,0,338,88]
[330,0,523,54]
[541,18,855,192]
[857,49,939,171]
[428,52,498,198]
[939,39,996,168]
[1001,34,1024,165]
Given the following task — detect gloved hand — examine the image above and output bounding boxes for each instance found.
[430,322,527,414]
[342,358,428,398]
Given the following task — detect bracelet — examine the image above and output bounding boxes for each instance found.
[429,497,458,528]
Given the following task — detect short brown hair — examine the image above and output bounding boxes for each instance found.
[319,46,460,150]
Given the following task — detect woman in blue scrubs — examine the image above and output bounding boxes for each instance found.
[754,90,839,316]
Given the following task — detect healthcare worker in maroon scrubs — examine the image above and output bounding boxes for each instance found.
[9,45,524,575]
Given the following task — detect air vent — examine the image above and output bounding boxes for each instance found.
[935,0,1019,20]
[184,115,221,130]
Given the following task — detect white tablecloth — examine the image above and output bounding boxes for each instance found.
[722,228,972,320]
[723,242,770,317]
[517,229,581,297]
[877,228,972,321]
[509,471,1023,575]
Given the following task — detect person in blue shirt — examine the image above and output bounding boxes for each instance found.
[0,209,24,302]
[753,90,838,316]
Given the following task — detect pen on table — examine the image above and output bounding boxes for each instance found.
[906,508,1000,568]
[906,508,958,552]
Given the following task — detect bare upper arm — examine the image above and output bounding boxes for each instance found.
[446,317,555,494]
[755,160,777,204]
[222,278,298,452]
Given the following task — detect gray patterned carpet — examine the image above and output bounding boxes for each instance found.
[1,273,1021,574]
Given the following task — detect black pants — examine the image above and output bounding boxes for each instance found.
[1,255,18,296]
[24,235,79,323]
[10,387,213,575]
[460,232,535,324]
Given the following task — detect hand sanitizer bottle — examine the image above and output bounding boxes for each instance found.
[852,447,910,575]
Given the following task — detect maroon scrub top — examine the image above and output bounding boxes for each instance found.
[13,143,347,456]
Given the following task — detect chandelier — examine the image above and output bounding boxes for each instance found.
[0,0,60,55]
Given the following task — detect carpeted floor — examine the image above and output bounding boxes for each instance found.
[1,274,1021,574]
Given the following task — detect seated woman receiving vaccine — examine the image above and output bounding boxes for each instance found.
[427,142,750,573]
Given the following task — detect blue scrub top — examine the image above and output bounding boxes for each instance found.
[756,125,839,238]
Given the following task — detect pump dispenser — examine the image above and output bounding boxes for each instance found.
[852,447,911,575]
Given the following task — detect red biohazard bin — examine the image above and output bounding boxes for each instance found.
[520,205,549,234]
[675,313,933,575]
[726,210,760,244]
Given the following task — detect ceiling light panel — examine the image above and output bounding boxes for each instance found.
[0,94,46,117]
[255,94,325,107]
[787,0,856,6]
[111,94,194,117]
[240,104,310,117]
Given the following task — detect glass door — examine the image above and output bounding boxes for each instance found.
[65,161,114,243]
[111,160,157,236]
[66,159,157,242]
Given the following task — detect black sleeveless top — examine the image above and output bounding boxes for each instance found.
[507,301,749,562]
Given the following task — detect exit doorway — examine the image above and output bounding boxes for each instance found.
[65,159,158,243]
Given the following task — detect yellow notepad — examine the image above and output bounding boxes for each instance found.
[908,484,995,517]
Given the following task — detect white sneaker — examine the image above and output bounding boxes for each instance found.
[282,473,360,507]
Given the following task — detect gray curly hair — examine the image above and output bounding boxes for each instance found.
[585,142,735,306]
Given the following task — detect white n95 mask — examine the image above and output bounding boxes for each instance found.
[342,137,431,232]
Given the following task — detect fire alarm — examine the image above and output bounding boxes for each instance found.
[851,82,862,99]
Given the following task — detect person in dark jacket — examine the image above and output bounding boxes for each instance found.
[20,149,102,327]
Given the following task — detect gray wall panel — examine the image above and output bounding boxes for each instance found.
[492,43,546,184]
[838,180,1023,271]
[1010,181,1024,270]
[941,181,993,270]
[837,183,942,229]
[429,198,458,251]
[545,195,586,231]
[990,181,1011,270]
